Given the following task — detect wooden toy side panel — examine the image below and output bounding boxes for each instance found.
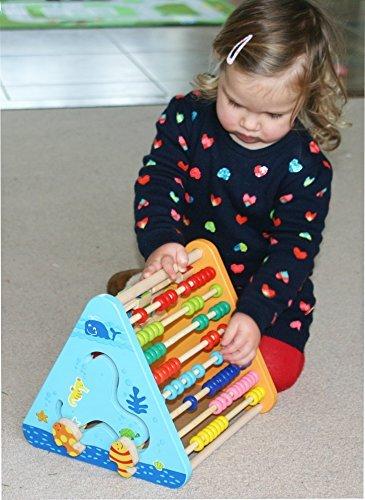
[151,239,276,413]
[23,294,192,489]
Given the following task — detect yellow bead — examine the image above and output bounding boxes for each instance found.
[199,430,211,446]
[205,426,216,442]
[190,435,205,451]
[216,416,229,431]
[247,386,265,405]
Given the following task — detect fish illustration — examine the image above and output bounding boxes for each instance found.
[109,437,139,478]
[119,428,140,440]
[154,460,164,471]
[85,320,122,341]
[68,377,89,407]
[36,410,48,423]
[52,418,85,457]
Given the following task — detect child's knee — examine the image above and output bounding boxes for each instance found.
[259,335,305,392]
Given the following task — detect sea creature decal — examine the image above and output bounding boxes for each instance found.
[109,437,139,478]
[52,418,85,457]
[126,386,148,414]
[36,410,48,423]
[68,377,89,407]
[119,428,140,440]
[85,320,122,341]
[154,460,165,471]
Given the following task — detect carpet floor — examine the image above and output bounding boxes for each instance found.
[2,99,363,498]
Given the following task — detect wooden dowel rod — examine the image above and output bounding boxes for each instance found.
[178,342,205,365]
[116,248,203,305]
[179,327,224,364]
[125,277,173,312]
[130,280,188,325]
[178,406,214,438]
[164,309,216,349]
[163,351,221,400]
[170,387,210,420]
[189,404,263,467]
[161,288,217,328]
[224,396,254,421]
[179,396,252,439]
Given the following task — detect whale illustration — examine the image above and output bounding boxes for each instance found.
[84,320,122,341]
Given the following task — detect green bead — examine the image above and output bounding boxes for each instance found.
[144,350,154,364]
[154,321,165,337]
[210,284,223,297]
[209,301,231,320]
[136,332,145,346]
[194,295,204,310]
[144,342,167,365]
[193,314,209,331]
[183,298,196,316]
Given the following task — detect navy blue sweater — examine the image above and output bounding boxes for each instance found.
[134,92,332,334]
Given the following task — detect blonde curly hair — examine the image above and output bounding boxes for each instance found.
[194,0,348,151]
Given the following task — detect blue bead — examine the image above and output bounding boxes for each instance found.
[181,370,196,388]
[192,363,205,379]
[172,379,185,395]
[211,351,224,366]
[183,395,198,412]
[164,384,178,400]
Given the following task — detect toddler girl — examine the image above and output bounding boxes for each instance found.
[108,0,347,391]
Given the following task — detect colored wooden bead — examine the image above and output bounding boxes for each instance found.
[137,321,165,347]
[133,308,149,325]
[246,386,265,405]
[202,364,240,396]
[211,351,224,365]
[208,301,231,321]
[183,295,205,316]
[201,329,221,351]
[191,364,205,379]
[152,357,182,385]
[193,314,209,331]
[183,395,198,412]
[209,283,223,297]
[189,415,229,451]
[143,342,167,365]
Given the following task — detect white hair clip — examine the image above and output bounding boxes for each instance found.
[226,34,253,65]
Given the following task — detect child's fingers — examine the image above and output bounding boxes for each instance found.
[224,348,256,366]
[221,337,247,355]
[176,249,189,273]
[220,325,236,347]
[161,254,178,281]
[142,261,161,278]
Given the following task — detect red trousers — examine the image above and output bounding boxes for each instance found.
[259,336,305,392]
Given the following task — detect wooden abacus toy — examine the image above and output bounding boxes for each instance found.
[23,239,277,489]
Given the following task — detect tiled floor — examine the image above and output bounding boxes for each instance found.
[0,1,363,110]
[0,27,219,109]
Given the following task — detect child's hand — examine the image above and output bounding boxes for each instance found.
[220,312,261,367]
[142,243,188,282]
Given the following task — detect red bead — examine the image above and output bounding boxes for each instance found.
[188,275,200,290]
[153,294,168,313]
[195,272,204,287]
[152,358,181,385]
[206,266,216,280]
[133,308,148,325]
[180,280,193,297]
[217,323,228,333]
[200,268,210,284]
[202,330,221,351]
[166,289,178,306]
[152,368,163,385]
[201,334,215,351]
